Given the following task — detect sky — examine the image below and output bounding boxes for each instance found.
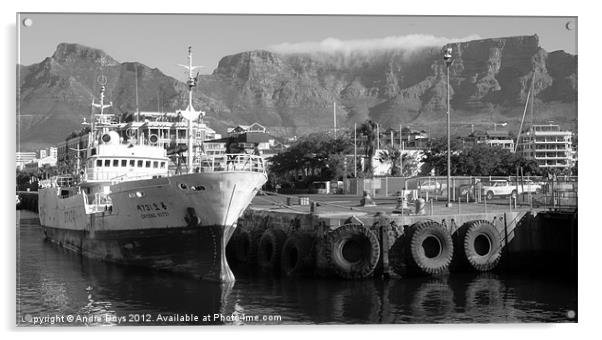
[17,13,577,81]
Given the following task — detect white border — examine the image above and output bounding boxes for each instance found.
[3,0,598,339]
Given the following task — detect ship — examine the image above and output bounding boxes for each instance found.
[37,47,267,282]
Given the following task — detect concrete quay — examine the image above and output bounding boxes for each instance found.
[227,193,577,279]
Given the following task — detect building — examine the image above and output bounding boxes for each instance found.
[358,127,430,151]
[16,152,37,170]
[517,124,574,170]
[465,130,515,151]
[49,147,57,159]
[484,130,515,151]
[227,122,267,136]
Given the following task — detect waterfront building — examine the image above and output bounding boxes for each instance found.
[483,130,515,151]
[227,122,267,136]
[517,124,574,170]
[464,130,514,151]
[16,152,37,170]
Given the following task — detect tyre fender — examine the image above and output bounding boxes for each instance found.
[324,224,380,279]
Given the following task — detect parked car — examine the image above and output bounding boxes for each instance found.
[481,179,542,200]
[482,180,519,200]
[519,179,542,194]
[418,179,441,192]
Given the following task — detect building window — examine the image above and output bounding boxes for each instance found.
[97,160,102,167]
[130,160,135,167]
[153,161,158,168]
[137,160,143,167]
[104,159,110,167]
[113,159,119,167]
[145,161,151,168]
[121,160,127,167]
[160,162,166,168]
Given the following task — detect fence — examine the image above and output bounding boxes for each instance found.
[343,175,577,210]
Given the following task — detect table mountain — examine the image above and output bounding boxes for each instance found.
[18,35,577,151]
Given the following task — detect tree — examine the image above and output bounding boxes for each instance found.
[421,139,544,176]
[269,131,353,188]
[376,147,421,177]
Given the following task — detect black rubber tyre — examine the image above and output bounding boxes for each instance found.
[281,233,316,277]
[403,220,453,276]
[324,224,380,279]
[226,228,252,266]
[455,220,502,272]
[257,229,287,273]
[486,191,494,200]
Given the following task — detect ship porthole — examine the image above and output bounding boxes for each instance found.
[191,185,206,191]
[135,191,144,198]
[179,183,188,190]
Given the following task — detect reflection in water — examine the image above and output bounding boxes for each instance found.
[17,214,577,325]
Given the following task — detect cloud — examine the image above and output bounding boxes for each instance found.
[268,34,481,54]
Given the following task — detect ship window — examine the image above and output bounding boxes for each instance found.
[121,160,127,167]
[97,160,102,167]
[145,161,151,168]
[160,162,166,168]
[137,160,143,167]
[113,159,119,167]
[130,160,135,167]
[104,159,110,167]
[153,161,158,168]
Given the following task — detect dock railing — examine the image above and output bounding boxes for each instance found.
[343,175,577,212]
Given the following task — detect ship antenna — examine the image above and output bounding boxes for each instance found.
[177,45,204,174]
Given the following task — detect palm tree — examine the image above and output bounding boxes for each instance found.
[358,120,378,177]
[377,147,402,176]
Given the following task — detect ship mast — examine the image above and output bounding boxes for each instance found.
[89,75,112,152]
[178,46,202,174]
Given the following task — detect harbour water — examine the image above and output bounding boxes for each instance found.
[17,210,577,326]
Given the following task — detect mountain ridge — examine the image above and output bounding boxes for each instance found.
[18,36,577,151]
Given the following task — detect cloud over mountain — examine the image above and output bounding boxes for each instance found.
[268,34,482,54]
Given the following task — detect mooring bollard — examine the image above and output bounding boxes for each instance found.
[360,191,376,207]
[415,198,426,215]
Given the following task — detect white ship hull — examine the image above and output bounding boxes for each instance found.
[38,171,267,282]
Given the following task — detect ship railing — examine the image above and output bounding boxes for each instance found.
[108,172,167,184]
[39,175,76,188]
[84,171,165,183]
[194,154,266,174]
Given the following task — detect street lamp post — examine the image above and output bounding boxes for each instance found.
[444,47,453,208]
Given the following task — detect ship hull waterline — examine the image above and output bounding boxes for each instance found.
[38,171,267,282]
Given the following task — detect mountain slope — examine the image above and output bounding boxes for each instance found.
[18,35,577,151]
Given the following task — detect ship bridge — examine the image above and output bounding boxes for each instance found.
[84,141,169,183]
